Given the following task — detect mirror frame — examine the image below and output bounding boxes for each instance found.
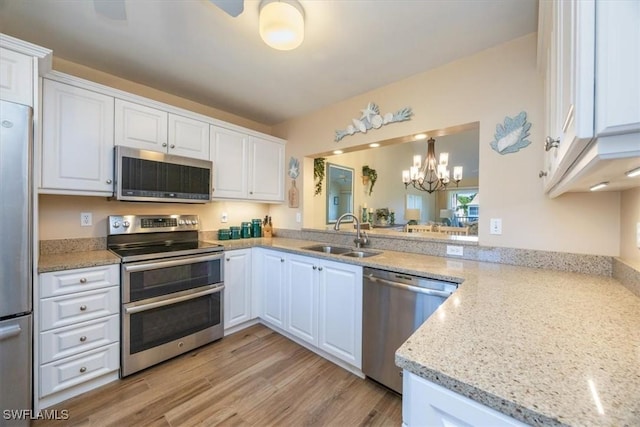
[326,163,354,224]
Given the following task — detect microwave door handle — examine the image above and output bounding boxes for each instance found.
[124,285,224,314]
[123,252,224,273]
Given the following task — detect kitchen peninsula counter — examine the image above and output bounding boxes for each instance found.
[37,237,640,425]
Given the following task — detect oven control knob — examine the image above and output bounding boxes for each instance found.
[193,220,198,226]
[113,221,120,228]
[122,221,130,228]
[179,220,185,225]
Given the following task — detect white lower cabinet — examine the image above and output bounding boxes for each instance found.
[223,248,253,330]
[255,249,363,370]
[37,265,120,410]
[317,260,362,369]
[402,370,528,427]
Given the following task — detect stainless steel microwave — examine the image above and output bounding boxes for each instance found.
[114,146,212,203]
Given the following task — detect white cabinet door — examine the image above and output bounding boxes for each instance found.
[248,136,285,201]
[41,80,115,194]
[0,48,33,106]
[114,99,168,152]
[260,250,286,328]
[168,113,210,160]
[210,125,248,199]
[223,249,252,329]
[318,260,362,369]
[542,0,595,191]
[285,254,318,345]
[402,371,528,427]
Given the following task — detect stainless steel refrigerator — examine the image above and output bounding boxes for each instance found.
[0,100,33,423]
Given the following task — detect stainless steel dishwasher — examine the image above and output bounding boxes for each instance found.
[363,267,458,394]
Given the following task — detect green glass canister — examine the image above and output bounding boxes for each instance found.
[241,222,252,238]
[251,218,262,237]
[218,228,231,240]
[230,226,241,240]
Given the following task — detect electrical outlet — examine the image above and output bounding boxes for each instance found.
[221,212,228,223]
[446,245,464,256]
[490,218,502,235]
[80,212,92,227]
[296,212,301,223]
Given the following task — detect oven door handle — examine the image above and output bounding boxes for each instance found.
[123,252,224,273]
[124,285,225,314]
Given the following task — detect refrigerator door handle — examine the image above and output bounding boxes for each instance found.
[0,324,22,341]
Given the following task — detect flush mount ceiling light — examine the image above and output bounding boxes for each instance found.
[625,166,640,178]
[259,0,305,51]
[589,182,609,191]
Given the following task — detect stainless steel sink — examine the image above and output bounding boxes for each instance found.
[302,245,353,255]
[341,250,381,258]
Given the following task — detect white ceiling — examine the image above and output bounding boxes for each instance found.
[0,0,538,125]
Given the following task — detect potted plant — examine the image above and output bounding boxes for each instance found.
[362,165,377,196]
[456,193,477,217]
[314,158,325,195]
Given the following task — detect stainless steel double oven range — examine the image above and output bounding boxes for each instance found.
[108,215,224,377]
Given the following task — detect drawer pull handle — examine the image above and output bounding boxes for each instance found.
[79,278,87,284]
[80,305,87,311]
[79,367,87,373]
[80,336,87,342]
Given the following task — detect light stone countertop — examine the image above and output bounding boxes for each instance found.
[38,250,120,273]
[37,238,640,426]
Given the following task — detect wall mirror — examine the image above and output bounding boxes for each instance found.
[326,163,354,224]
[312,122,479,238]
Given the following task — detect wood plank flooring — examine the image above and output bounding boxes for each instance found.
[34,324,402,427]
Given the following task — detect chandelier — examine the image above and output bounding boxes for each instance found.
[402,136,463,193]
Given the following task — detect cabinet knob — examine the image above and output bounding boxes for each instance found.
[313,265,317,270]
[544,136,560,151]
[79,367,87,373]
[318,267,323,271]
[162,143,168,147]
[79,305,87,311]
[170,144,175,149]
[539,171,548,178]
[280,258,285,263]
[226,258,230,261]
[106,179,112,184]
[79,336,87,342]
[79,278,87,284]
[249,191,253,195]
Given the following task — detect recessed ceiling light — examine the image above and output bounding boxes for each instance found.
[625,166,640,178]
[332,150,343,155]
[369,143,380,148]
[589,182,609,191]
[414,134,427,140]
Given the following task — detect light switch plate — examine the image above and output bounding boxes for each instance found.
[296,212,301,223]
[221,212,228,223]
[636,222,640,248]
[490,218,502,235]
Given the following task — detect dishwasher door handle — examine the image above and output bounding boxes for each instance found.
[367,275,453,298]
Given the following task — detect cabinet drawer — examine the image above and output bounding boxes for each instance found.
[40,315,119,364]
[40,342,119,397]
[40,286,120,332]
[40,264,119,298]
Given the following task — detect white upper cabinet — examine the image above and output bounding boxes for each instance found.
[249,136,285,202]
[168,113,210,160]
[114,99,168,152]
[0,48,33,106]
[210,127,285,202]
[115,100,210,160]
[41,79,115,195]
[540,0,640,195]
[210,125,248,199]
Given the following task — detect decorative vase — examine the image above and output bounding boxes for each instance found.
[288,179,299,208]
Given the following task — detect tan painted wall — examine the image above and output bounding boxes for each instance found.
[620,187,640,263]
[52,57,271,134]
[38,195,269,240]
[271,34,621,256]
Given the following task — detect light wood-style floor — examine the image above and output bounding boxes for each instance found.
[35,324,402,427]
